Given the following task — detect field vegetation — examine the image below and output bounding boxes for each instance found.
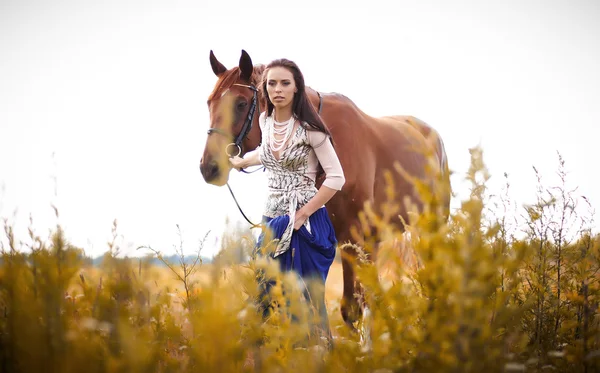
[1,147,598,372]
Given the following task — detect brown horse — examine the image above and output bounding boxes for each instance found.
[199,50,451,330]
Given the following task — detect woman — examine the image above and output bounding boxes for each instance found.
[229,58,345,345]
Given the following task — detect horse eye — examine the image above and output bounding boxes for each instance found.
[236,101,248,111]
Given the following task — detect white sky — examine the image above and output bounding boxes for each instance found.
[1,0,598,258]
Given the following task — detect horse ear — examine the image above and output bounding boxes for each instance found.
[239,49,254,82]
[209,50,227,77]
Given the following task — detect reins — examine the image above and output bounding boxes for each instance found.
[226,182,263,229]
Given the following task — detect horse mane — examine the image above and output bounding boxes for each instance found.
[208,64,266,102]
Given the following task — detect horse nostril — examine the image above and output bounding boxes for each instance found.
[200,158,220,181]
[208,160,219,177]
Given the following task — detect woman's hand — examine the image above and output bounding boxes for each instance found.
[293,209,309,230]
[228,156,245,171]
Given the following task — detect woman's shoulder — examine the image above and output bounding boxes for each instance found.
[304,125,329,148]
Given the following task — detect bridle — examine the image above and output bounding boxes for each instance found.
[205,83,324,229]
[206,83,259,160]
[206,82,264,229]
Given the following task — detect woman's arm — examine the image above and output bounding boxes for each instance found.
[295,186,338,228]
[229,148,262,170]
[294,130,345,229]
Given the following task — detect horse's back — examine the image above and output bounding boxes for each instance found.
[312,91,443,163]
[379,115,448,170]
[377,115,451,219]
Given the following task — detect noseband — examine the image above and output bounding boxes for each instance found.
[206,83,258,158]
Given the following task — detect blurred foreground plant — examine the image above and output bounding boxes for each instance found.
[0,146,597,373]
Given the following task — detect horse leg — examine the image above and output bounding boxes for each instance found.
[340,243,362,331]
[339,235,377,331]
[357,241,381,353]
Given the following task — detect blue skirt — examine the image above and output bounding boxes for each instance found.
[256,206,337,283]
[255,206,337,343]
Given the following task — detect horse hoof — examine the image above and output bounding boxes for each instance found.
[359,306,373,353]
[341,300,363,333]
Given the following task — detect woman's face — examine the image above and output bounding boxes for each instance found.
[266,66,297,111]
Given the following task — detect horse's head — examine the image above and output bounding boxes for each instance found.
[199,50,264,186]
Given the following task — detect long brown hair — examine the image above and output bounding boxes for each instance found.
[260,58,331,137]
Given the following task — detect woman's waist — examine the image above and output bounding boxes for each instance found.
[265,188,317,203]
[267,185,317,193]
[264,189,316,213]
[266,176,317,192]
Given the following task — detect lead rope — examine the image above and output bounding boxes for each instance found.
[226,182,263,229]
